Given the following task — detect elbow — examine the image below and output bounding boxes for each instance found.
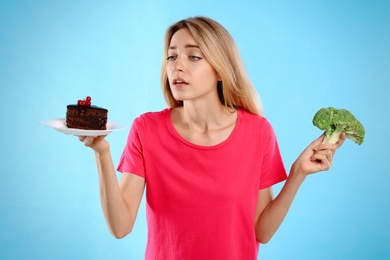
[110,226,133,239]
[257,236,271,245]
[256,232,273,244]
[112,232,128,240]
[106,215,136,239]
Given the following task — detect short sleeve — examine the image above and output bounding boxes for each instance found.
[117,117,146,178]
[258,120,287,189]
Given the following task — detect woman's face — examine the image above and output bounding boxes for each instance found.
[166,28,220,104]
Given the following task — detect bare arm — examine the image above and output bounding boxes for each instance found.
[80,136,145,239]
[255,133,346,244]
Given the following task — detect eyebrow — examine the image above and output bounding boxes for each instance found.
[169,44,200,50]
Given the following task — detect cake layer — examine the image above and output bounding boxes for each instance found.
[66,104,108,130]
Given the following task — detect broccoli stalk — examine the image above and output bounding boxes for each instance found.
[312,107,365,145]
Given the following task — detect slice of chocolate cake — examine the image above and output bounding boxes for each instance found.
[66,96,108,130]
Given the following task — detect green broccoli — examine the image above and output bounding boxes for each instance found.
[312,107,365,145]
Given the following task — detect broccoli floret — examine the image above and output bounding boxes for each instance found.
[312,107,365,145]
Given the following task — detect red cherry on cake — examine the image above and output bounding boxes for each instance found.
[77,96,92,107]
[85,96,91,106]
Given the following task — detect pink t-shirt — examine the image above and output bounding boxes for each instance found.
[117,108,287,260]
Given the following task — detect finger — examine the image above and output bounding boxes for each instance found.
[83,136,96,147]
[96,135,108,141]
[320,159,331,171]
[317,132,326,143]
[309,133,326,149]
[314,142,334,150]
[314,149,334,162]
[311,153,332,171]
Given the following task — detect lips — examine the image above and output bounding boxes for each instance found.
[172,77,188,87]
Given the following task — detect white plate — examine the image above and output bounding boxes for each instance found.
[39,118,126,136]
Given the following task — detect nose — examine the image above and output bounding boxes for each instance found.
[173,55,184,71]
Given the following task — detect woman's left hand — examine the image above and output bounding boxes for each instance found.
[292,132,346,178]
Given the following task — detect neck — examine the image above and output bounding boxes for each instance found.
[178,100,236,132]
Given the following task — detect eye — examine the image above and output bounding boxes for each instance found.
[189,56,202,61]
[167,55,177,61]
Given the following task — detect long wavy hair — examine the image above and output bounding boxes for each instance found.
[161,16,263,116]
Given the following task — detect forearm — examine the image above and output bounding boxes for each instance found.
[255,132,345,243]
[95,149,133,238]
[255,164,306,243]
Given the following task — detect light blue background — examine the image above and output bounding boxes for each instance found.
[1,0,389,259]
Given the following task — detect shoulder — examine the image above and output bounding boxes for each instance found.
[134,108,170,125]
[237,110,278,143]
[129,108,170,139]
[239,109,272,129]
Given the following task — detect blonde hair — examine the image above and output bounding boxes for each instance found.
[161,16,263,116]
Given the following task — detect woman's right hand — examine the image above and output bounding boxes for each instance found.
[79,135,110,154]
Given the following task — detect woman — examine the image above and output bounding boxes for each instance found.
[80,16,345,259]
